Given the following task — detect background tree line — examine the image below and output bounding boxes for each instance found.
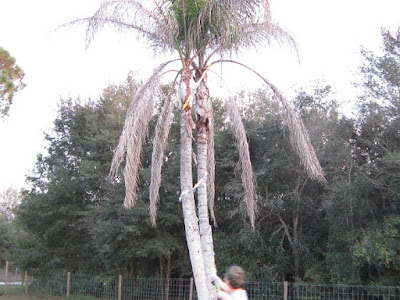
[1,28,399,286]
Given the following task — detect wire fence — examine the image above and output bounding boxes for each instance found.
[1,270,400,299]
[25,273,194,300]
[0,261,21,282]
[246,281,400,300]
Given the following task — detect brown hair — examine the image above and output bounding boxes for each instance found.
[224,265,246,289]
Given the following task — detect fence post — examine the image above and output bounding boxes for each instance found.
[118,275,122,300]
[283,281,288,300]
[188,277,194,300]
[4,261,8,295]
[25,271,28,294]
[67,272,71,298]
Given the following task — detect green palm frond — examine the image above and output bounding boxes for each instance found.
[170,0,279,60]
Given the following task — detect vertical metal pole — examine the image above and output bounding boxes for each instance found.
[188,277,194,300]
[118,275,122,300]
[25,271,28,294]
[283,281,288,300]
[67,272,71,298]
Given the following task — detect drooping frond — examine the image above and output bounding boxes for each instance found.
[207,112,216,226]
[269,83,326,183]
[235,22,297,53]
[216,60,326,183]
[225,97,257,228]
[68,0,179,52]
[204,22,297,67]
[149,75,180,225]
[197,0,278,54]
[123,118,151,209]
[110,60,176,208]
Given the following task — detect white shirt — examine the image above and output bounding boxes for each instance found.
[229,289,249,300]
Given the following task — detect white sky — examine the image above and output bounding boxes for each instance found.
[0,0,399,192]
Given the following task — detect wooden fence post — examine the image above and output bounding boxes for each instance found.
[67,272,71,298]
[283,281,288,300]
[4,261,8,295]
[25,271,28,294]
[118,275,122,300]
[188,277,194,300]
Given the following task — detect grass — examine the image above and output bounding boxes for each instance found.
[1,295,103,300]
[1,286,111,300]
[1,296,43,300]
[0,285,25,294]
[1,289,112,300]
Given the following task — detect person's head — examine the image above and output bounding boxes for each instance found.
[223,265,246,289]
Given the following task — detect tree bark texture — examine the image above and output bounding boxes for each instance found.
[195,73,217,299]
[180,68,208,300]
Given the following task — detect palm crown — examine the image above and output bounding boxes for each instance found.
[73,1,325,299]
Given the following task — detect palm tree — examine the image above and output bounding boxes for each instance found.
[73,1,326,299]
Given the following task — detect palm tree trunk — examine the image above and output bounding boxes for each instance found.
[195,72,217,299]
[180,68,208,300]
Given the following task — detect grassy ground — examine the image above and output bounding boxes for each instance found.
[0,295,62,299]
[1,290,111,300]
[1,284,109,299]
[1,288,106,300]
[0,287,52,299]
[0,292,58,300]
[1,296,43,300]
[1,295,100,300]
[1,288,97,299]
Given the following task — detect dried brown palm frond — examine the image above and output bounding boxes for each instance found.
[202,20,296,66]
[235,22,297,53]
[207,112,216,226]
[194,0,287,56]
[122,96,154,208]
[110,60,176,208]
[262,0,273,30]
[225,97,257,228]
[203,25,294,70]
[110,61,174,178]
[216,60,326,183]
[149,75,180,225]
[67,0,178,52]
[271,84,326,182]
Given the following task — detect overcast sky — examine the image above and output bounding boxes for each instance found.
[0,0,399,192]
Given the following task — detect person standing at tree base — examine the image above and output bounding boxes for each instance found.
[212,265,249,300]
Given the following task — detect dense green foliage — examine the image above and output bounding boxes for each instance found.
[2,28,400,285]
[0,187,20,264]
